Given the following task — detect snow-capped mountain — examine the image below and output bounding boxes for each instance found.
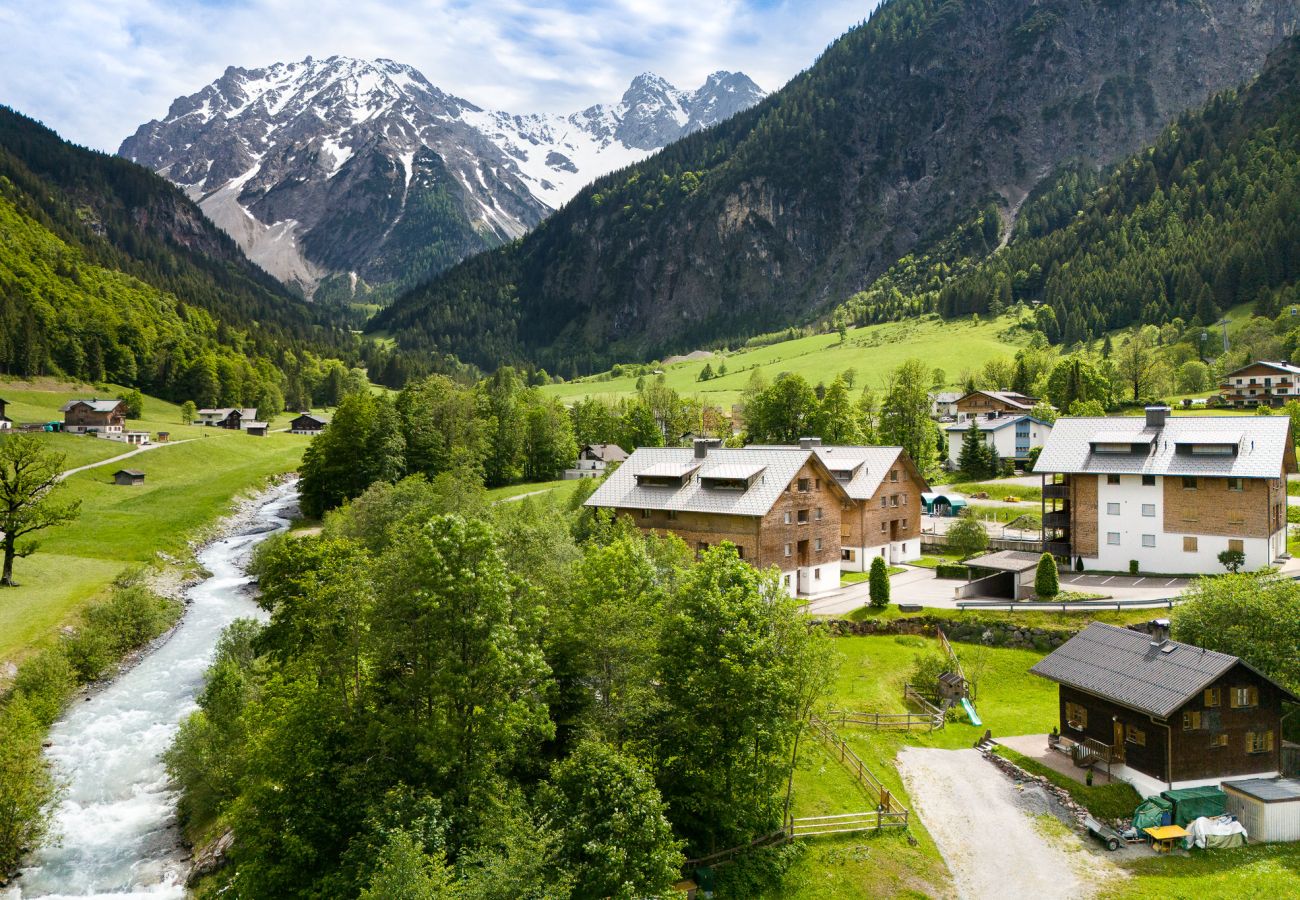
[119,56,764,299]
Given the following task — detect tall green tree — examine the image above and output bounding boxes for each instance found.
[812,374,864,444]
[957,421,988,478]
[540,740,683,899]
[0,434,81,586]
[522,397,578,481]
[1174,573,1300,694]
[743,373,819,444]
[880,359,938,473]
[655,545,821,853]
[298,392,407,518]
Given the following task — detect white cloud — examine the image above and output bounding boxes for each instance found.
[1,0,878,152]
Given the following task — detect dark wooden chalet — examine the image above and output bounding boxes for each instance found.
[113,469,146,486]
[0,397,10,429]
[1031,623,1297,791]
[289,413,328,434]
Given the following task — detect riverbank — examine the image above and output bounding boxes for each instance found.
[1,481,299,897]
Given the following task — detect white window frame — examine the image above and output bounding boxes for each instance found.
[1141,534,1156,548]
[1141,504,1155,517]
[1106,502,1121,516]
[1106,532,1121,545]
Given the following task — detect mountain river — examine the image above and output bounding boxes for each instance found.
[4,481,298,899]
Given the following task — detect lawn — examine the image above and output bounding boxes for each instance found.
[905,554,963,569]
[0,426,307,664]
[949,481,1043,502]
[750,635,1058,898]
[486,479,585,503]
[540,313,1029,406]
[994,746,1140,821]
[841,566,904,583]
[1105,843,1300,899]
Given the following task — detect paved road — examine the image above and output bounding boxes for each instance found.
[898,747,1120,899]
[806,566,1194,617]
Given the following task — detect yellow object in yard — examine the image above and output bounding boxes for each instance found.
[1144,824,1188,853]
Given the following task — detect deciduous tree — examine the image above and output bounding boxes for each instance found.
[0,434,81,586]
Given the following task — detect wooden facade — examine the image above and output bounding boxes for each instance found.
[1057,662,1287,785]
[839,461,925,565]
[1219,362,1300,408]
[63,400,127,431]
[954,390,1036,420]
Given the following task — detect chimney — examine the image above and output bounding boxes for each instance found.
[798,436,823,449]
[694,438,722,459]
[1148,618,1171,646]
[1145,405,1170,429]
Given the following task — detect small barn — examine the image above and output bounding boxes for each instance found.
[921,492,967,517]
[1222,778,1300,842]
[243,421,269,437]
[113,469,146,486]
[0,397,10,430]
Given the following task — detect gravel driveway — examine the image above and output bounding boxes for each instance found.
[897,747,1121,899]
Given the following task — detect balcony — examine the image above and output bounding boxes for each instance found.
[1044,541,1071,558]
[1043,511,1071,529]
[1043,483,1069,501]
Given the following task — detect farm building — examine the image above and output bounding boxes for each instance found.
[113,469,146,486]
[0,397,10,430]
[61,399,128,434]
[197,408,257,429]
[289,413,329,434]
[243,421,269,437]
[1031,622,1298,797]
[1222,778,1300,842]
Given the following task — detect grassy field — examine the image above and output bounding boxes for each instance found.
[0,388,308,664]
[1104,843,1300,899]
[541,314,1028,406]
[485,479,586,503]
[949,480,1043,502]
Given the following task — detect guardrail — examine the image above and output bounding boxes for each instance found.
[956,596,1182,611]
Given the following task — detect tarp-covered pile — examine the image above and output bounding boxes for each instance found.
[1184,815,1247,850]
[1163,786,1227,827]
[1132,796,1173,830]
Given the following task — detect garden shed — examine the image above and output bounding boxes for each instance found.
[113,469,146,486]
[921,492,967,517]
[1222,778,1300,842]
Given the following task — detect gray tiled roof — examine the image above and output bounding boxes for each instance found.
[60,399,124,413]
[581,443,628,462]
[1221,778,1300,803]
[1030,623,1244,718]
[1033,416,1293,479]
[813,446,910,500]
[585,447,823,517]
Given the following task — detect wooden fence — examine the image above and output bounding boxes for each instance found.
[808,714,910,830]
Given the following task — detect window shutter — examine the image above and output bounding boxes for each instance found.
[1245,731,1255,751]
[1250,686,1259,706]
[1267,731,1275,752]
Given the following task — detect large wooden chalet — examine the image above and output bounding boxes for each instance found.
[197,408,258,429]
[752,440,930,569]
[954,389,1037,422]
[61,399,127,434]
[1031,623,1297,797]
[584,439,851,596]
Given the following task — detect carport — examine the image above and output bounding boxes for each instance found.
[956,550,1042,600]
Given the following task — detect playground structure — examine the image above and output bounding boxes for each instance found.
[933,627,981,726]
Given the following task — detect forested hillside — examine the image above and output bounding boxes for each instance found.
[0,107,372,404]
[912,34,1300,344]
[371,0,1299,374]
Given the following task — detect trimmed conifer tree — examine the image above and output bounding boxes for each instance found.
[869,555,891,609]
[957,421,986,478]
[1035,552,1059,599]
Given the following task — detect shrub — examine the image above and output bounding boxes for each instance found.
[1129,559,1139,575]
[935,563,969,579]
[1035,553,1059,598]
[63,585,182,682]
[11,649,75,727]
[0,696,59,873]
[1074,557,1084,573]
[910,653,951,694]
[947,513,989,560]
[1218,549,1246,573]
[868,556,891,609]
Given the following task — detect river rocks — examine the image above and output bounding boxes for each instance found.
[818,616,1074,650]
[187,829,234,884]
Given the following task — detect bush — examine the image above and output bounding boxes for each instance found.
[1218,549,1246,573]
[868,556,891,609]
[935,563,969,579]
[1074,557,1084,573]
[0,696,59,874]
[910,653,951,694]
[1034,553,1059,598]
[11,649,75,727]
[65,585,181,681]
[1129,559,1139,575]
[946,513,989,560]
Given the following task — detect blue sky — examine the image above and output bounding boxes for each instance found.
[1,0,880,152]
